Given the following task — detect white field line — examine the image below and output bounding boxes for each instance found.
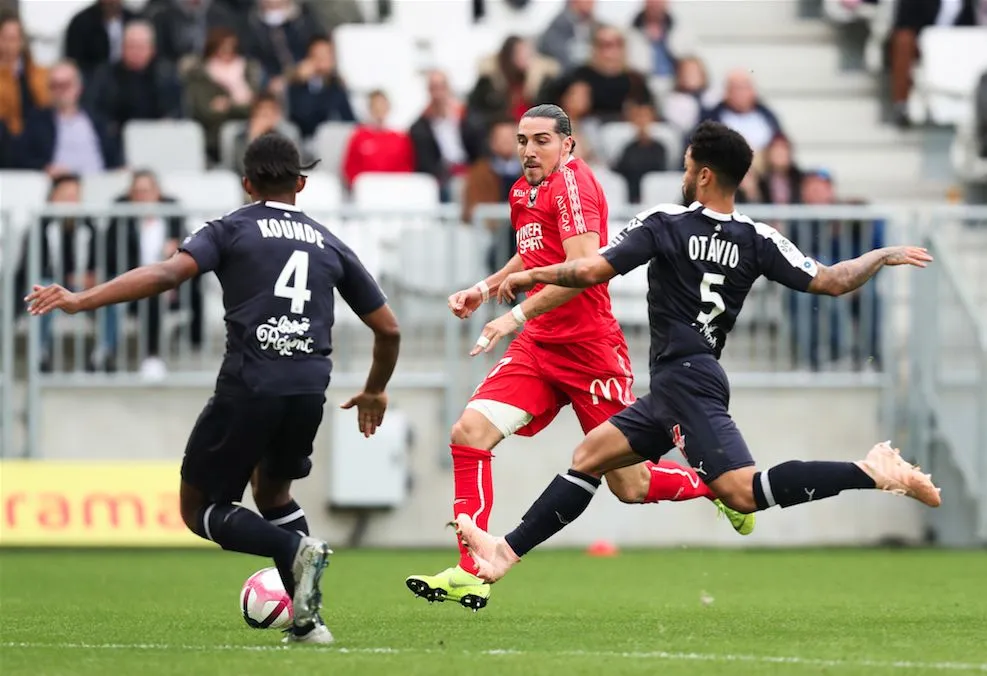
[1,642,986,672]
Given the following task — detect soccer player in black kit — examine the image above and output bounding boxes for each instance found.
[26,132,401,643]
[450,121,942,584]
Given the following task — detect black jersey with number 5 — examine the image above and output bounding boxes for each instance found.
[601,201,818,368]
[179,200,386,395]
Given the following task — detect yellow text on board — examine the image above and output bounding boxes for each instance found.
[0,461,209,547]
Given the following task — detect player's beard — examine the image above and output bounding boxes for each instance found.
[682,177,697,205]
[524,148,567,186]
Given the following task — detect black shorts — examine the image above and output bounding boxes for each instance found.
[610,355,753,483]
[181,393,326,503]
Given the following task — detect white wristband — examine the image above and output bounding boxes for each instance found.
[511,304,527,327]
[475,280,490,302]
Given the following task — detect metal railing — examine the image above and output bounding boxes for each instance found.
[0,201,978,468]
[910,206,987,541]
[470,202,899,391]
[1,214,15,457]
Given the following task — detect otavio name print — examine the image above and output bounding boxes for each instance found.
[256,315,315,356]
[688,234,740,269]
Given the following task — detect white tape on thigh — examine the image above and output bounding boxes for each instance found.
[466,399,534,438]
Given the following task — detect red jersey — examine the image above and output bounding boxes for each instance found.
[341,126,416,186]
[509,157,620,344]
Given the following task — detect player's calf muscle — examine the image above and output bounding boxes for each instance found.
[571,423,638,477]
[605,465,650,503]
[708,467,758,513]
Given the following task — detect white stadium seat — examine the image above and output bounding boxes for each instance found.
[389,0,473,40]
[423,26,503,96]
[333,25,417,94]
[912,27,987,126]
[598,122,682,169]
[312,122,357,176]
[19,0,91,66]
[123,120,207,173]
[351,173,440,210]
[0,171,49,273]
[640,172,684,206]
[159,170,245,216]
[593,168,629,207]
[295,173,344,218]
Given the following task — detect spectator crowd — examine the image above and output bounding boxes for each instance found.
[0,0,887,374]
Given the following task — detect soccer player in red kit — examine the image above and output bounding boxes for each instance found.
[405,105,753,611]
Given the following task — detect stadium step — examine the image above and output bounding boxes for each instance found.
[758,72,878,98]
[673,0,819,39]
[699,42,845,88]
[797,144,925,184]
[769,97,914,145]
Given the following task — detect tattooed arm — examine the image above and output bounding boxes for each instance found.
[498,255,617,303]
[807,246,932,297]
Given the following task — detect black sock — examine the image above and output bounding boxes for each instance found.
[197,503,301,574]
[259,500,309,596]
[260,500,309,536]
[752,461,876,510]
[504,469,601,557]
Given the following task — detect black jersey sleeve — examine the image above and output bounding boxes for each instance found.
[337,243,387,316]
[179,218,226,273]
[754,221,818,292]
[600,215,662,275]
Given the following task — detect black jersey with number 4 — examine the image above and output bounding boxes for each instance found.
[179,200,386,396]
[602,201,818,367]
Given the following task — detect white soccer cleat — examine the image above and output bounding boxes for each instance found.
[451,514,520,584]
[856,441,942,507]
[282,616,334,645]
[290,537,332,627]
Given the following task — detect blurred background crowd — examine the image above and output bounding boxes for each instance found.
[0,0,985,378]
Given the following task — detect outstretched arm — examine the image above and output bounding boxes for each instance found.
[498,254,618,303]
[26,252,200,316]
[807,246,932,297]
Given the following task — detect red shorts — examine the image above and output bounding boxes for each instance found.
[468,329,635,437]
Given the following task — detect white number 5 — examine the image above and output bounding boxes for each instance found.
[696,272,725,325]
[274,250,312,314]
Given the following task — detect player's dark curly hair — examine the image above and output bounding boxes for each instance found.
[243,131,320,195]
[688,121,753,191]
[521,104,576,151]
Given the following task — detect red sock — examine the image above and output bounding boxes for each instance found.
[451,444,494,575]
[643,460,716,503]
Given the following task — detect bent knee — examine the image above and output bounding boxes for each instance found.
[450,408,503,449]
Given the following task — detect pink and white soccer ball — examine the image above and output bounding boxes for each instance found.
[240,567,293,630]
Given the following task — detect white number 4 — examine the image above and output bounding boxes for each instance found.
[274,250,312,314]
[696,272,725,325]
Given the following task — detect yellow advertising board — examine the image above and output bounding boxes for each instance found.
[0,461,210,547]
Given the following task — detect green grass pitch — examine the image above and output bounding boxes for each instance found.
[1,548,985,675]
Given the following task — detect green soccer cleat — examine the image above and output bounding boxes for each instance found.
[714,498,755,535]
[405,565,491,611]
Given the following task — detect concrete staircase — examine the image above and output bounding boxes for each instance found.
[673,0,951,202]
